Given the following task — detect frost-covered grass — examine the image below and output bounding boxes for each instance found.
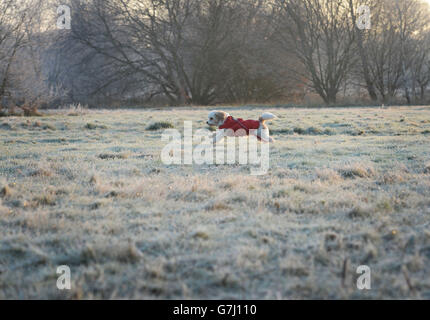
[1,106,430,299]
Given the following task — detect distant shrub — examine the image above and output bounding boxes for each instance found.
[23,107,43,117]
[0,108,23,117]
[146,121,174,131]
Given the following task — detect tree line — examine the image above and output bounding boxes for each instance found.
[1,0,430,111]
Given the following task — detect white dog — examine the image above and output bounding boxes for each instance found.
[207,111,277,143]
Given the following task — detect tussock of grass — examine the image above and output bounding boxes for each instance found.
[99,153,129,160]
[64,103,88,116]
[324,232,342,252]
[0,122,13,130]
[380,172,405,185]
[42,124,56,131]
[0,199,9,215]
[228,195,248,203]
[146,121,174,131]
[271,129,293,135]
[205,201,230,211]
[85,123,108,130]
[279,257,310,277]
[293,184,310,193]
[293,127,306,135]
[294,126,333,135]
[89,175,99,184]
[272,127,334,135]
[338,163,376,179]
[0,183,12,198]
[33,194,56,206]
[316,168,341,182]
[192,228,210,240]
[376,200,392,213]
[348,206,372,219]
[80,242,143,264]
[348,129,366,136]
[273,189,290,198]
[105,190,128,198]
[29,168,53,177]
[18,121,56,130]
[218,180,237,190]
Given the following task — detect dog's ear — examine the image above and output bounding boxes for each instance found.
[214,111,228,124]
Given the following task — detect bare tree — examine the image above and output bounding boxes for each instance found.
[355,0,429,103]
[347,0,378,102]
[68,0,276,105]
[275,0,357,104]
[0,0,65,114]
[0,0,28,110]
[410,31,430,102]
[3,0,430,109]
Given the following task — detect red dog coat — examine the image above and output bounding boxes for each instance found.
[219,116,260,135]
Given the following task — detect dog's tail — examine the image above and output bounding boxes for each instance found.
[259,112,277,124]
[259,113,277,143]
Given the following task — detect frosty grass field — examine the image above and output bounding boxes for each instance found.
[1,106,430,299]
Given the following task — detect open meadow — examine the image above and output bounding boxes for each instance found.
[1,106,430,299]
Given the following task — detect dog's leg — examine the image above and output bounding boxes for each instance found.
[257,121,274,143]
[213,130,225,144]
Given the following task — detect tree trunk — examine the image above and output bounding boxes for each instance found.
[348,0,378,102]
[404,86,411,105]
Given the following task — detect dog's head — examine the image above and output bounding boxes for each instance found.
[207,111,229,127]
